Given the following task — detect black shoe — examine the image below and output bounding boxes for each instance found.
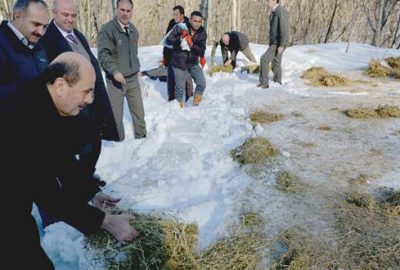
[257,83,269,89]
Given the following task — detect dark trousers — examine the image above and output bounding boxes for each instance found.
[167,64,194,101]
[259,44,283,86]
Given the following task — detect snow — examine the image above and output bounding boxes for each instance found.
[40,42,400,269]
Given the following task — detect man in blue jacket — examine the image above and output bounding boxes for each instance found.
[166,11,207,108]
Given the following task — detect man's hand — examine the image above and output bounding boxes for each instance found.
[113,72,126,84]
[185,35,193,47]
[101,214,139,244]
[92,192,121,210]
[224,59,232,67]
[200,57,206,69]
[277,47,284,54]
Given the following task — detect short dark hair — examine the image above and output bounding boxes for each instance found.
[43,61,81,87]
[190,11,203,19]
[117,0,133,8]
[13,0,48,13]
[173,5,185,15]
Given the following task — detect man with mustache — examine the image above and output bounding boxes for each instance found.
[98,0,147,141]
[0,0,49,100]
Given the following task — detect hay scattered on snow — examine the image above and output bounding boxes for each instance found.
[349,174,370,185]
[291,111,303,117]
[364,59,392,78]
[232,137,278,164]
[345,191,376,209]
[318,125,332,131]
[85,209,199,270]
[385,56,400,70]
[241,63,260,74]
[276,171,303,193]
[250,111,283,124]
[302,67,348,87]
[209,64,233,76]
[345,105,400,118]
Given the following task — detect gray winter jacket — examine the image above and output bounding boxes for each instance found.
[269,5,289,47]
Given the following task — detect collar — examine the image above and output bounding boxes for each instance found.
[7,21,34,49]
[116,18,129,31]
[53,21,76,41]
[272,4,279,12]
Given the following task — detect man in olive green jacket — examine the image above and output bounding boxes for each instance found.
[98,0,146,141]
[258,0,289,88]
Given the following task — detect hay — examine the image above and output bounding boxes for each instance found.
[385,56,400,70]
[344,108,378,118]
[241,63,260,74]
[231,137,278,165]
[250,111,283,124]
[349,174,369,185]
[334,194,400,269]
[209,65,233,76]
[364,59,392,78]
[85,209,200,270]
[199,233,268,270]
[276,171,302,193]
[291,112,303,117]
[318,125,332,131]
[376,105,400,117]
[381,190,400,216]
[345,191,376,209]
[241,212,265,229]
[302,67,348,87]
[271,229,338,270]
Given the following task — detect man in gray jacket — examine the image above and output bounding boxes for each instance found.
[98,0,146,141]
[258,0,289,88]
[211,31,257,68]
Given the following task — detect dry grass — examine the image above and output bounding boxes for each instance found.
[301,67,349,87]
[231,137,278,165]
[241,63,261,74]
[345,191,376,209]
[345,105,400,119]
[364,59,392,78]
[250,111,283,124]
[349,174,370,185]
[318,125,332,131]
[291,112,303,117]
[275,171,303,193]
[385,56,400,70]
[209,65,233,76]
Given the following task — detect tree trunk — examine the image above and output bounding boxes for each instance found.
[200,0,209,30]
[324,0,340,43]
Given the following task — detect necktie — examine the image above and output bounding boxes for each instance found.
[124,26,129,36]
[66,33,77,44]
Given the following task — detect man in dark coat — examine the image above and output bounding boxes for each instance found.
[1,52,138,270]
[166,11,207,108]
[162,5,194,101]
[211,31,257,68]
[40,0,119,180]
[258,0,289,88]
[0,0,49,100]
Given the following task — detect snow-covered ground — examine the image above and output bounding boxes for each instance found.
[40,43,400,269]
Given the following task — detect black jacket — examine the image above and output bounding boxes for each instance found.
[0,21,47,101]
[162,17,190,66]
[40,20,119,141]
[1,77,105,269]
[166,24,207,70]
[218,31,249,63]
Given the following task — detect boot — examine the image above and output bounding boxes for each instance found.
[193,94,202,106]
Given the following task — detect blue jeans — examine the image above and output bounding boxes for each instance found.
[173,65,206,102]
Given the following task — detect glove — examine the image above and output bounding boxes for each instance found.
[200,56,206,69]
[181,30,189,39]
[186,35,193,47]
[160,58,166,67]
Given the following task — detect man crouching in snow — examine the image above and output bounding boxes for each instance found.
[0,52,138,269]
[166,11,207,108]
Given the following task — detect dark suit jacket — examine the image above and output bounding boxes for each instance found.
[40,20,119,141]
[1,76,105,269]
[269,5,289,47]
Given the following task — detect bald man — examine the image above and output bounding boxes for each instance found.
[1,52,138,269]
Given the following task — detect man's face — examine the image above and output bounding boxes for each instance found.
[172,9,184,23]
[52,1,78,32]
[55,70,95,117]
[190,15,202,31]
[222,34,230,46]
[267,0,278,10]
[14,2,50,44]
[116,1,133,26]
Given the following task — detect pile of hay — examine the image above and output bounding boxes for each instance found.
[385,56,400,70]
[318,125,332,131]
[334,192,400,269]
[250,111,283,124]
[231,137,278,164]
[345,105,400,119]
[301,67,348,87]
[85,210,199,270]
[270,229,338,270]
[275,171,303,193]
[345,191,376,209]
[209,65,233,76]
[241,63,260,74]
[364,59,392,78]
[380,190,400,216]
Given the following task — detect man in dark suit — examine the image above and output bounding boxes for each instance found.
[1,52,138,270]
[40,0,120,226]
[258,0,289,88]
